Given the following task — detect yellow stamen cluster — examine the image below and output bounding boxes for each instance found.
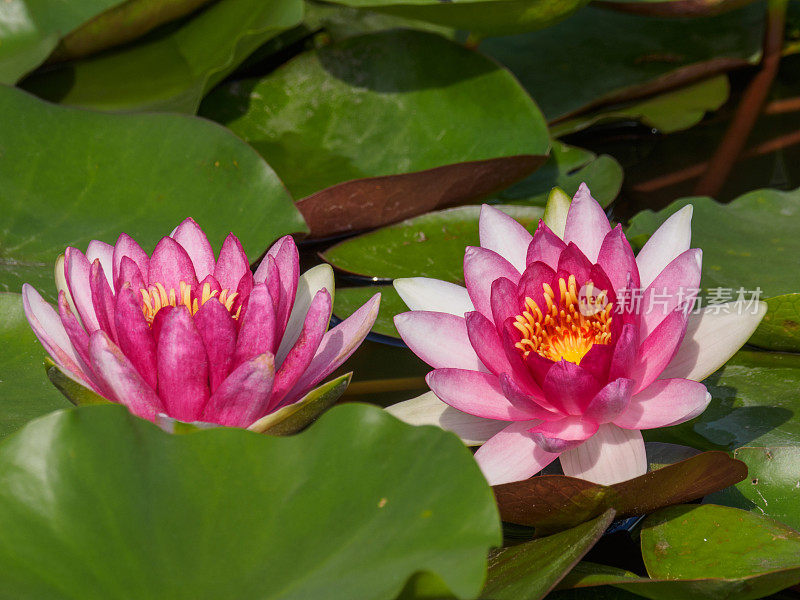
[140,281,240,326]
[513,275,612,365]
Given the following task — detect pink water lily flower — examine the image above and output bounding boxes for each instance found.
[389,184,765,486]
[23,219,380,428]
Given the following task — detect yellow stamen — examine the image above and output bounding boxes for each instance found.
[140,281,240,326]
[514,275,613,365]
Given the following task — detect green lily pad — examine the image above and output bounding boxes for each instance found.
[645,350,800,451]
[200,30,550,238]
[314,0,588,36]
[21,0,304,113]
[0,84,306,299]
[0,293,70,439]
[334,286,404,338]
[550,76,730,137]
[626,188,800,351]
[321,205,543,283]
[493,451,746,534]
[0,0,124,84]
[498,141,623,207]
[0,403,500,598]
[708,446,800,532]
[482,510,617,599]
[478,3,762,123]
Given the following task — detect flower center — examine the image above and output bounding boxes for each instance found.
[140,281,241,326]
[513,274,612,365]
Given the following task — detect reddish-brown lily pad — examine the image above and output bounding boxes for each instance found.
[493,451,747,534]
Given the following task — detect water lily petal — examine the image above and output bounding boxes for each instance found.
[636,205,693,289]
[517,261,556,315]
[474,422,559,485]
[156,307,209,422]
[556,242,593,285]
[584,378,634,423]
[261,235,300,333]
[213,233,249,292]
[57,291,91,372]
[660,300,767,382]
[277,263,334,365]
[88,330,163,420]
[490,277,521,331]
[233,283,276,368]
[193,297,237,393]
[526,220,567,270]
[90,259,117,343]
[148,236,198,292]
[562,183,611,263]
[114,285,158,390]
[284,293,380,402]
[464,246,521,319]
[615,378,711,430]
[55,254,78,318]
[112,233,149,287]
[65,247,100,332]
[541,360,601,416]
[479,204,533,272]
[201,353,275,428]
[394,277,474,316]
[269,289,332,409]
[86,240,114,290]
[171,217,215,281]
[396,311,485,371]
[559,424,646,485]
[597,225,640,294]
[465,311,514,376]
[640,248,702,339]
[385,391,507,445]
[426,368,544,421]
[530,416,599,453]
[115,256,145,294]
[631,304,690,392]
[608,324,638,381]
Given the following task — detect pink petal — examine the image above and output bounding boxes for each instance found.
[156,307,210,422]
[57,291,91,371]
[148,236,198,293]
[201,353,275,427]
[464,246,521,320]
[269,289,331,409]
[526,220,567,270]
[171,217,215,281]
[394,277,474,316]
[65,247,100,332]
[86,240,114,290]
[562,183,612,263]
[631,305,690,392]
[556,242,593,284]
[639,248,702,339]
[474,422,559,485]
[499,374,559,418]
[597,225,640,294]
[193,297,237,393]
[112,233,149,287]
[90,259,117,342]
[214,233,249,292]
[258,235,299,333]
[114,285,158,390]
[490,277,521,331]
[478,204,533,272]
[282,293,380,402]
[636,205,693,289]
[465,310,515,377]
[396,311,486,371]
[584,378,633,423]
[233,283,276,368]
[614,378,711,430]
[88,330,163,421]
[426,369,544,421]
[22,283,90,385]
[516,261,557,315]
[115,256,145,293]
[559,424,646,485]
[541,360,601,416]
[530,416,599,453]
[608,324,638,381]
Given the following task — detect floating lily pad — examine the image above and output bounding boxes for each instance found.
[0,403,500,599]
[498,142,623,207]
[627,188,800,351]
[0,0,124,84]
[550,76,731,136]
[321,205,543,283]
[478,4,762,122]
[646,350,800,451]
[314,0,589,36]
[709,446,800,532]
[334,286,404,338]
[21,0,304,113]
[0,84,306,299]
[493,451,746,534]
[201,30,550,237]
[0,293,70,439]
